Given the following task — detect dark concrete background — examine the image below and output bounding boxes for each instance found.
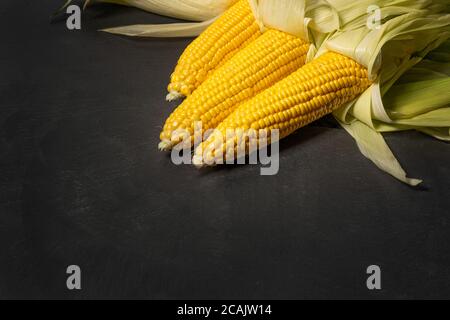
[0,1,449,299]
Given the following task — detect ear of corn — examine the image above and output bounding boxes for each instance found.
[193,52,372,166]
[164,0,342,100]
[159,29,310,151]
[159,0,346,149]
[166,0,261,100]
[150,0,449,186]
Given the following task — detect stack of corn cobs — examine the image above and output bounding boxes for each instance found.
[79,0,450,185]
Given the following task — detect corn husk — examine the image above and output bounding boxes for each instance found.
[248,0,338,40]
[325,6,450,185]
[103,0,234,21]
[101,0,340,39]
[246,0,339,59]
[102,0,342,39]
[79,0,234,20]
[61,0,237,37]
[247,0,441,60]
[363,49,450,139]
[100,0,239,37]
[101,18,218,37]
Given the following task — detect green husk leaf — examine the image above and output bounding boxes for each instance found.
[96,0,232,21]
[63,0,235,37]
[418,127,450,141]
[248,0,339,43]
[382,78,450,119]
[101,17,217,37]
[339,120,422,186]
[329,8,450,185]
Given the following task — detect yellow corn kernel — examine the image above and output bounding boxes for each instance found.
[166,0,261,101]
[159,29,310,151]
[194,52,373,166]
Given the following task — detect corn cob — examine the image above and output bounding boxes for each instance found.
[193,52,372,166]
[166,0,261,101]
[159,29,310,151]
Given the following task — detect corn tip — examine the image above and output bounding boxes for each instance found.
[166,91,184,102]
[192,155,205,168]
[158,140,173,152]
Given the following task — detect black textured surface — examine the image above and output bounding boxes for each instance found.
[1,1,449,299]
